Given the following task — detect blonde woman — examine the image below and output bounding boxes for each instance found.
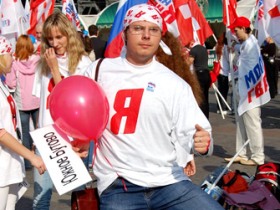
[32,12,92,210]
[0,36,46,210]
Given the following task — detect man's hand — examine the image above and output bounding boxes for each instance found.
[193,124,211,154]
[184,159,196,177]
[71,139,90,158]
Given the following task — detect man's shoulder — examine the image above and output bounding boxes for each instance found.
[91,37,106,43]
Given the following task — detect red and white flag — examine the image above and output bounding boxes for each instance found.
[28,0,55,36]
[0,0,30,35]
[265,0,280,46]
[153,0,213,46]
[255,0,280,46]
[223,0,238,27]
[176,0,213,46]
[254,0,267,46]
[62,0,81,30]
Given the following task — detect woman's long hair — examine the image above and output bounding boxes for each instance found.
[15,35,34,61]
[156,32,203,105]
[40,12,87,76]
[0,55,7,72]
[215,32,227,61]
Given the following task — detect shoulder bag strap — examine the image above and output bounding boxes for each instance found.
[95,58,104,81]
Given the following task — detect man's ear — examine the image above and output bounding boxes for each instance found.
[122,31,127,45]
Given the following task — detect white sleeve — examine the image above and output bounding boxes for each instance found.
[84,60,98,80]
[32,66,42,98]
[221,46,230,76]
[172,83,213,156]
[74,55,93,75]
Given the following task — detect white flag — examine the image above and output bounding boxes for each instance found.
[237,35,271,116]
[62,0,81,30]
[255,0,280,46]
[0,0,30,35]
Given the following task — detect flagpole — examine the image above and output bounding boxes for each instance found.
[78,14,87,31]
[225,0,238,120]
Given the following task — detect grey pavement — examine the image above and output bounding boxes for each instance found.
[16,83,280,210]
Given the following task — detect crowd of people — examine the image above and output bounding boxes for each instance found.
[0,3,278,210]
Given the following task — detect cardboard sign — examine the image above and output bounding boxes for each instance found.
[30,125,92,195]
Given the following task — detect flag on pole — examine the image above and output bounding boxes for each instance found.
[223,0,238,118]
[62,0,81,30]
[254,0,267,46]
[25,0,31,23]
[0,0,30,35]
[28,0,55,36]
[175,0,213,46]
[223,0,238,27]
[265,0,280,46]
[104,0,147,58]
[172,1,193,46]
[255,0,280,47]
[105,0,213,58]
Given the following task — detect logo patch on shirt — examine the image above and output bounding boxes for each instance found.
[147,82,156,92]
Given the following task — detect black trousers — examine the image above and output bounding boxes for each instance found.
[274,59,280,94]
[217,74,229,110]
[195,69,211,119]
[263,58,277,98]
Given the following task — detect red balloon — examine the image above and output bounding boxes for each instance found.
[49,75,109,142]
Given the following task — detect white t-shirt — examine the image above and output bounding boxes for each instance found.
[220,46,230,77]
[0,81,25,187]
[33,55,92,128]
[85,57,212,195]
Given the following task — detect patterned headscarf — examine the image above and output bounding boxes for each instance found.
[122,4,172,55]
[0,36,12,55]
[123,4,163,30]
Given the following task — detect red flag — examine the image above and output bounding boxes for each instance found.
[269,5,280,18]
[172,0,213,46]
[28,0,55,36]
[171,0,194,46]
[223,0,238,26]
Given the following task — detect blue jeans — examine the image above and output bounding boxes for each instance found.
[82,141,95,167]
[33,149,53,210]
[33,142,95,209]
[100,178,224,210]
[19,109,39,168]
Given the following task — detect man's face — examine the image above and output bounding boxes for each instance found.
[125,21,162,65]
[234,27,247,42]
[36,25,43,41]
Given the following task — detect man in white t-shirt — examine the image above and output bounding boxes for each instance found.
[83,4,223,210]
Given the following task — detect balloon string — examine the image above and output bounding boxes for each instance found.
[93,141,128,192]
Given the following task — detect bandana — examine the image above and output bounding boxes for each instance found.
[123,4,172,55]
[123,4,163,30]
[0,36,12,55]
